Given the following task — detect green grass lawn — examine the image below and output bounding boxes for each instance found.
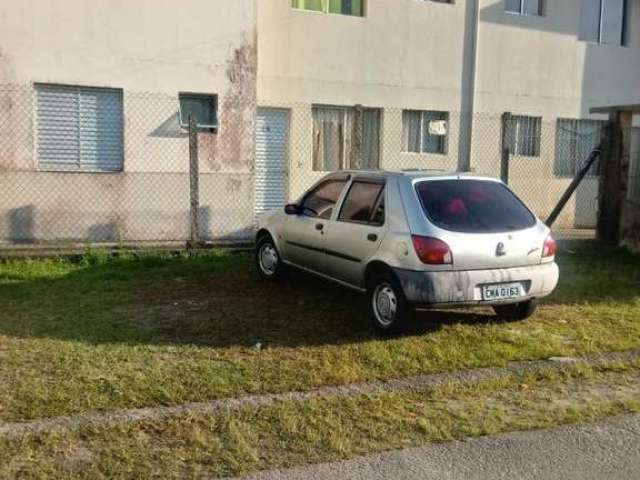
[2,363,639,478]
[0,241,638,422]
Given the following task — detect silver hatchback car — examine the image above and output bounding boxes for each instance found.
[255,170,559,333]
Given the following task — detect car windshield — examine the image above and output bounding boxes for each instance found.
[415,179,536,233]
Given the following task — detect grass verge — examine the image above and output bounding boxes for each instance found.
[0,241,638,422]
[1,362,639,479]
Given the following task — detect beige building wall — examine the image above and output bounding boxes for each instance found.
[0,0,257,242]
[473,0,640,228]
[258,0,468,199]
[258,0,640,228]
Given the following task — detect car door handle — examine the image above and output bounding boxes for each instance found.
[367,233,378,242]
[315,223,324,231]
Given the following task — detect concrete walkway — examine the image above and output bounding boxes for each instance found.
[232,414,640,480]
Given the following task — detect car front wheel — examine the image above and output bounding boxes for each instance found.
[367,272,409,334]
[493,299,538,321]
[256,235,285,281]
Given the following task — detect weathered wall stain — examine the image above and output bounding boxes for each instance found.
[200,32,257,172]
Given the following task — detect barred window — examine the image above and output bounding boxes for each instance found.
[510,115,541,157]
[554,119,606,177]
[36,84,123,172]
[402,110,449,154]
[312,106,380,171]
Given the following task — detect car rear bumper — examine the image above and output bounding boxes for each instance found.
[393,262,559,307]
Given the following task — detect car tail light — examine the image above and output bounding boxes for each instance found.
[412,236,453,265]
[542,235,557,258]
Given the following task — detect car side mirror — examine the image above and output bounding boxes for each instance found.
[284,203,301,215]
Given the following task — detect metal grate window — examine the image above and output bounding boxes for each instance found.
[312,105,380,171]
[510,115,541,157]
[402,110,449,154]
[554,119,606,178]
[36,84,123,172]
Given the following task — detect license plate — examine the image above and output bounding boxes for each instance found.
[482,282,523,301]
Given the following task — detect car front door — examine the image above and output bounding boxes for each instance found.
[322,178,387,287]
[281,177,348,274]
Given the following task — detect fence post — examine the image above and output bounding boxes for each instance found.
[188,115,200,248]
[597,111,633,244]
[500,112,512,184]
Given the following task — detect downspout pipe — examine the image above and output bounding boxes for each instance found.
[458,0,480,172]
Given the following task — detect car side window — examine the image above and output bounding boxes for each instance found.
[300,180,347,219]
[338,181,385,225]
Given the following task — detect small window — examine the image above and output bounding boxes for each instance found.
[36,84,123,172]
[301,179,348,219]
[402,110,449,154]
[415,180,536,233]
[292,0,364,16]
[509,115,542,157]
[554,119,606,177]
[579,0,627,45]
[505,0,542,16]
[338,181,385,225]
[179,93,218,130]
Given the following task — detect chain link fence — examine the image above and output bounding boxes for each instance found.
[263,105,606,230]
[0,85,254,248]
[0,84,614,250]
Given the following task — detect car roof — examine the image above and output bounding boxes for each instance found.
[334,169,501,183]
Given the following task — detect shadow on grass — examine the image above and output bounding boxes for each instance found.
[0,240,637,349]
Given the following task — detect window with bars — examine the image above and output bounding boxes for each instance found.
[291,0,364,16]
[35,84,123,172]
[509,115,542,157]
[312,105,380,171]
[554,119,606,177]
[505,0,542,16]
[402,110,449,154]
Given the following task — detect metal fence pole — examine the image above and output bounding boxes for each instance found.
[188,115,200,248]
[500,112,512,184]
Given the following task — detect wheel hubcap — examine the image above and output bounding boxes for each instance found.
[259,244,278,276]
[373,283,398,326]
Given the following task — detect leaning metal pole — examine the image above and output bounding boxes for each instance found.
[545,145,602,228]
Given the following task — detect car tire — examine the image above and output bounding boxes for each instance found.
[493,299,538,321]
[367,271,410,334]
[256,235,285,281]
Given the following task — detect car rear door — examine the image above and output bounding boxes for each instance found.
[281,177,348,274]
[322,178,387,287]
[413,178,548,271]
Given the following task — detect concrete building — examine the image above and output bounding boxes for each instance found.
[0,0,639,245]
[256,0,640,229]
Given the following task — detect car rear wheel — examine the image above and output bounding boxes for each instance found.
[367,272,409,334]
[256,235,285,281]
[493,299,538,321]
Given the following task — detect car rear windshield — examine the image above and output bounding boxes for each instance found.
[415,179,536,233]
